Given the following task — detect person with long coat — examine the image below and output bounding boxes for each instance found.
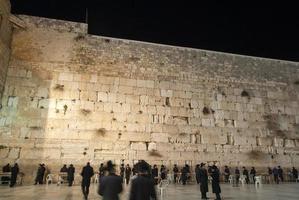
[125,164,132,185]
[98,161,123,200]
[67,164,75,186]
[211,165,221,200]
[120,164,125,183]
[10,163,19,187]
[129,160,157,200]
[35,164,45,184]
[81,162,94,200]
[242,167,249,184]
[181,165,188,185]
[292,167,298,181]
[151,165,159,185]
[173,164,179,183]
[195,164,200,184]
[199,163,209,200]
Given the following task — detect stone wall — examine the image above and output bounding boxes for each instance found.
[1,15,299,184]
[0,0,12,105]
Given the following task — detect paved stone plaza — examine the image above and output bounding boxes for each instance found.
[0,183,299,200]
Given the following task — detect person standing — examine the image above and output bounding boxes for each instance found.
[242,167,249,184]
[278,166,284,182]
[35,164,46,185]
[10,163,19,187]
[98,161,123,200]
[268,167,273,183]
[99,163,105,179]
[235,167,240,185]
[199,163,209,200]
[67,164,75,186]
[120,164,125,183]
[211,165,221,200]
[195,164,200,184]
[125,164,132,185]
[250,167,256,183]
[160,165,166,180]
[273,167,279,184]
[173,164,179,184]
[224,166,230,183]
[129,160,157,200]
[292,167,298,181]
[181,165,188,185]
[151,165,159,185]
[81,162,94,200]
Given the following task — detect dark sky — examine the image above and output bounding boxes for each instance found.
[10,0,299,62]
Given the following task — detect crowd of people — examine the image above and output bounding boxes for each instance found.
[1,161,299,200]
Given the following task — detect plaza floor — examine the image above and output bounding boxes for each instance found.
[0,183,298,200]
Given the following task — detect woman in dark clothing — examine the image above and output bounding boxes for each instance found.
[211,165,221,200]
[67,164,75,186]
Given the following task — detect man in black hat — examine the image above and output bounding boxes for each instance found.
[199,163,209,200]
[211,165,221,200]
[98,161,123,200]
[129,160,157,200]
[81,162,94,200]
[173,164,179,184]
[125,164,132,185]
[67,164,75,186]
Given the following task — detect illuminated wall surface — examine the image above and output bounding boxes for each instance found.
[0,6,299,183]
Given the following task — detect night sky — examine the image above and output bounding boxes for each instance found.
[10,0,299,62]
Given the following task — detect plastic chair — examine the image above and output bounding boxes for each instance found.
[240,175,246,185]
[94,173,99,183]
[255,176,262,187]
[46,174,53,185]
[158,179,169,200]
[228,175,234,184]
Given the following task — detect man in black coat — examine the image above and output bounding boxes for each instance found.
[125,164,132,185]
[34,164,45,185]
[10,163,19,187]
[278,166,284,182]
[224,166,230,183]
[199,163,209,200]
[181,165,188,185]
[151,165,159,185]
[120,164,125,183]
[242,167,249,184]
[99,163,105,180]
[250,167,256,183]
[98,161,123,200]
[173,164,179,184]
[211,165,221,200]
[129,160,157,200]
[81,162,94,200]
[195,164,200,184]
[67,164,75,186]
[292,167,298,181]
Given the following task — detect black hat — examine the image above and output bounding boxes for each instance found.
[200,163,206,167]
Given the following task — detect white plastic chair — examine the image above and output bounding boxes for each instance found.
[46,174,53,185]
[94,173,99,183]
[240,175,246,185]
[158,179,169,200]
[228,175,234,184]
[255,176,262,187]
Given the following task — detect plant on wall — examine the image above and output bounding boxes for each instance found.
[96,128,106,136]
[202,106,214,115]
[241,90,250,99]
[53,84,64,91]
[148,150,163,158]
[247,150,265,160]
[81,109,91,115]
[63,105,68,115]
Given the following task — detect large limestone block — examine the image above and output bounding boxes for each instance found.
[234,135,257,146]
[120,132,151,142]
[20,148,61,159]
[151,132,169,143]
[131,142,147,151]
